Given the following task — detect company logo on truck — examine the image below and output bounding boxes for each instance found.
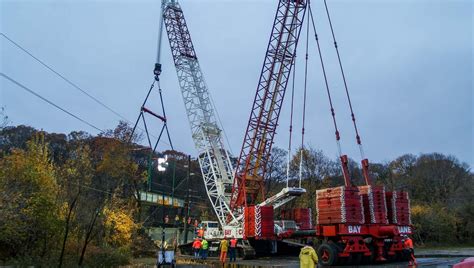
[398,226,412,234]
[348,225,361,233]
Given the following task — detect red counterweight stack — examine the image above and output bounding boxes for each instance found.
[244,205,274,239]
[294,208,313,230]
[316,186,364,224]
[386,191,411,225]
[281,208,313,230]
[280,209,293,220]
[358,185,389,224]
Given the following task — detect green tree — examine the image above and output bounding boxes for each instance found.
[0,134,62,264]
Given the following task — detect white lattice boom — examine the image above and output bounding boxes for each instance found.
[161,0,236,226]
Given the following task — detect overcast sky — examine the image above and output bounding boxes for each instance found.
[1,0,472,167]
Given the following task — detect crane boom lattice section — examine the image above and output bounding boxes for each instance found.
[163,2,236,226]
[231,0,307,213]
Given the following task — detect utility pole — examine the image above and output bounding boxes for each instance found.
[157,155,168,267]
[161,179,166,264]
[183,155,191,244]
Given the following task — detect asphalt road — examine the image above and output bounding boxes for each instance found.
[143,248,473,267]
[172,256,467,267]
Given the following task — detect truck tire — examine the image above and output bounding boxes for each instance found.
[317,243,338,266]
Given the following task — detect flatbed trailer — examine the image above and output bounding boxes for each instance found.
[314,222,413,265]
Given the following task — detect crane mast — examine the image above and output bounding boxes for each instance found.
[231,0,307,213]
[160,0,236,227]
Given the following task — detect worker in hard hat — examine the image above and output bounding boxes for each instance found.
[200,237,209,260]
[403,235,417,266]
[219,236,229,264]
[192,237,201,259]
[229,236,238,262]
[197,227,204,238]
[299,240,318,268]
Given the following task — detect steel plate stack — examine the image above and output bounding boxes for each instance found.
[316,186,364,224]
[358,185,389,224]
[386,191,411,225]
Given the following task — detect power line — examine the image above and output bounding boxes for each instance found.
[1,33,172,148]
[1,73,105,133]
[1,33,130,123]
[3,71,196,178]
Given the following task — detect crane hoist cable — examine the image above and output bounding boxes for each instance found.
[308,4,341,155]
[298,8,311,188]
[129,78,174,192]
[130,79,174,151]
[323,0,372,185]
[308,4,353,187]
[323,0,364,159]
[209,92,234,156]
[286,60,296,188]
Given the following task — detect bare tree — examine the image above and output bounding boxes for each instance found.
[1,107,9,129]
[265,147,288,195]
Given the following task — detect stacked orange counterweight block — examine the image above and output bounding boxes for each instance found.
[316,186,365,224]
[244,206,274,239]
[294,208,313,230]
[358,185,389,224]
[281,208,313,230]
[386,191,411,225]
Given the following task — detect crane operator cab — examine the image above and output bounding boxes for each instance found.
[201,221,220,239]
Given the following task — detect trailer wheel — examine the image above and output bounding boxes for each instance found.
[317,243,338,266]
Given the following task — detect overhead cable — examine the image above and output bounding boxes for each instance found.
[1,72,104,133]
[1,33,172,148]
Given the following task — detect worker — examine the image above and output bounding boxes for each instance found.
[219,236,229,264]
[198,227,204,238]
[200,237,209,260]
[229,236,238,262]
[299,240,318,268]
[192,237,201,259]
[403,235,417,266]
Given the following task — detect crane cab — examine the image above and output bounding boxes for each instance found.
[201,221,220,239]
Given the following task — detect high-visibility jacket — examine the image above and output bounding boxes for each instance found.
[198,229,204,237]
[202,239,209,250]
[192,240,202,249]
[404,238,414,249]
[299,246,318,268]
[220,239,229,252]
[230,238,238,248]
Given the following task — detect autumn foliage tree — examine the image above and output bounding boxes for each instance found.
[0,123,149,266]
[0,135,62,264]
[0,120,472,267]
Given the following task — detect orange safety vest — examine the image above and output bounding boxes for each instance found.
[230,238,237,248]
[404,238,413,249]
[192,240,202,249]
[198,229,204,237]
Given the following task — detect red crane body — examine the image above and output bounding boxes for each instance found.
[230,0,307,214]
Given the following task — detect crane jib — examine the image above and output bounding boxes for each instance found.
[231,0,307,214]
